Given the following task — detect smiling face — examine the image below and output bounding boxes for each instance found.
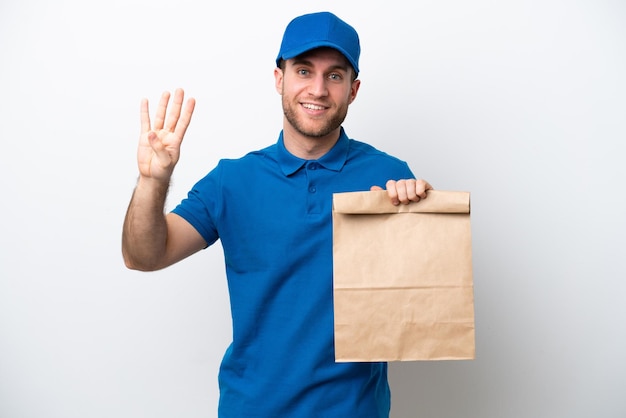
[275,47,360,158]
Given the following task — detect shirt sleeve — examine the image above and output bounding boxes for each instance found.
[170,164,222,247]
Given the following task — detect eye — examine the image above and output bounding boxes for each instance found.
[298,69,310,76]
[328,72,343,81]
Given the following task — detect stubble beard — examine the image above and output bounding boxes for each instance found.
[282,95,348,138]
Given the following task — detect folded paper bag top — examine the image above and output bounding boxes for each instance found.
[332,189,475,362]
[332,189,470,214]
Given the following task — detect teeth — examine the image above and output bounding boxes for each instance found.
[303,103,324,110]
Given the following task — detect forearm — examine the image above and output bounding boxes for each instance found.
[122,176,170,271]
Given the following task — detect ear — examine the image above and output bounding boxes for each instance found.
[348,79,361,104]
[274,67,284,94]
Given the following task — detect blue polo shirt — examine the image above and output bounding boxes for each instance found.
[172,128,414,418]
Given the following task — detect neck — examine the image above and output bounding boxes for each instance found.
[282,124,341,160]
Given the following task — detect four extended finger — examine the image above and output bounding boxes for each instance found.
[153,91,171,131]
[140,98,151,134]
[174,97,196,139]
[164,88,185,132]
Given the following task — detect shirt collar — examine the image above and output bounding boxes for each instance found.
[276,127,349,176]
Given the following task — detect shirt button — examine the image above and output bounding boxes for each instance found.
[308,163,317,170]
[309,186,316,193]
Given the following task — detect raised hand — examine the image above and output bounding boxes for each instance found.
[137,88,196,182]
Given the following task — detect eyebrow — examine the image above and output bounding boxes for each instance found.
[290,57,350,73]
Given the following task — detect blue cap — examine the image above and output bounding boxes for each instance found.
[276,12,360,75]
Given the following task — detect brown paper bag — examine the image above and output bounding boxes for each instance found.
[332,190,475,362]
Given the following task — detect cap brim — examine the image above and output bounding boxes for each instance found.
[277,41,359,74]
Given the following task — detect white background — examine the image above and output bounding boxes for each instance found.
[1,1,625,417]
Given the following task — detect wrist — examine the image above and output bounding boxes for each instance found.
[137,174,170,188]
[135,175,171,202]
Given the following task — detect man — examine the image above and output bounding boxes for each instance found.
[123,11,432,418]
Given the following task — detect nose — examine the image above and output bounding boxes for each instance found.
[307,74,328,97]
